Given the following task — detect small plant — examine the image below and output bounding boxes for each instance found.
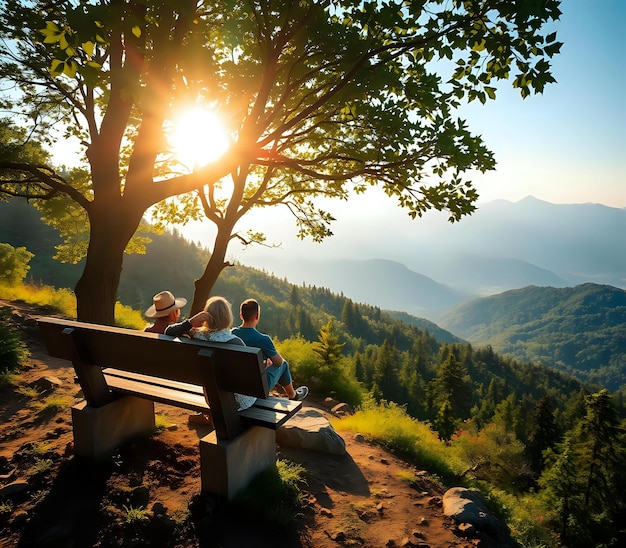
[232,459,307,529]
[28,457,54,477]
[32,395,73,415]
[154,414,173,431]
[0,370,16,389]
[30,489,50,506]
[122,505,151,524]
[395,469,418,485]
[0,499,14,517]
[16,385,41,399]
[31,441,53,455]
[115,302,146,330]
[0,307,29,374]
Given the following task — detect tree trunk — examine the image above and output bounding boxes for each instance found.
[190,222,235,315]
[74,204,144,325]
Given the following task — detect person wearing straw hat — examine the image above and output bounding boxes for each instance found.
[144,290,207,335]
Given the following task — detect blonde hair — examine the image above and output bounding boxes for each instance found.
[203,296,234,332]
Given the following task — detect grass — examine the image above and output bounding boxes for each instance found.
[0,281,146,329]
[0,370,16,389]
[0,283,76,318]
[0,307,29,374]
[335,399,465,483]
[154,414,174,431]
[395,469,419,485]
[16,385,41,399]
[30,441,53,455]
[232,459,307,530]
[0,500,14,517]
[32,395,74,415]
[122,505,151,524]
[27,458,54,477]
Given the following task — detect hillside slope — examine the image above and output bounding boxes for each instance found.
[437,283,626,389]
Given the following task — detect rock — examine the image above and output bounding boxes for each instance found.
[443,487,513,547]
[323,396,340,409]
[276,408,346,454]
[29,375,63,392]
[0,479,29,498]
[331,402,354,417]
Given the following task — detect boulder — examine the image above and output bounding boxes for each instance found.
[276,408,346,455]
[29,375,63,392]
[331,402,354,417]
[442,487,512,547]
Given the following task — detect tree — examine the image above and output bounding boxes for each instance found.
[0,0,242,323]
[526,395,560,475]
[373,339,401,402]
[0,0,562,322]
[539,390,626,546]
[428,352,471,420]
[0,243,34,284]
[312,319,345,368]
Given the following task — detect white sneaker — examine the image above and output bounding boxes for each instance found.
[292,386,309,401]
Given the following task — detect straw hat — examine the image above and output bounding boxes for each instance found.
[145,290,187,318]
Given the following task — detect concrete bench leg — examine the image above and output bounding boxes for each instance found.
[200,426,276,500]
[71,396,155,459]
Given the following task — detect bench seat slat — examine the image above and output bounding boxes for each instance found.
[104,372,301,430]
[104,373,209,412]
[103,368,204,396]
[239,406,297,430]
[253,396,302,414]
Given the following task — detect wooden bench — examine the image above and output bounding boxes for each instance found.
[37,317,302,500]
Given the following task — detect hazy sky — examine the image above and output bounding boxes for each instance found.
[178,0,626,261]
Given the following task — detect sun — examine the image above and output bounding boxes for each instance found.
[169,106,230,169]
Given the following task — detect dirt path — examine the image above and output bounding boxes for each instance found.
[0,300,472,547]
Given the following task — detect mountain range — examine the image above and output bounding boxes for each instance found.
[238,196,626,320]
[2,197,625,392]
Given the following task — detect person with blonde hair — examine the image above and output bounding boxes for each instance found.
[169,296,257,417]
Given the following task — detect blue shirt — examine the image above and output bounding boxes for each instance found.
[231,327,277,360]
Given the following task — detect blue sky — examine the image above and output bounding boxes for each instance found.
[462,0,625,208]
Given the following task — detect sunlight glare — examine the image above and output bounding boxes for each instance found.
[170,107,230,169]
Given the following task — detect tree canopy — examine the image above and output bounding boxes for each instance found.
[0,0,562,322]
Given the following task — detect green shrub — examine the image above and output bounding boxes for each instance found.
[279,335,363,407]
[115,302,146,330]
[0,307,29,374]
[0,243,34,284]
[232,459,306,530]
[337,398,464,482]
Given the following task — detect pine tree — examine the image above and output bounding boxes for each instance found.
[526,396,560,475]
[372,340,401,403]
[539,390,626,546]
[312,319,345,368]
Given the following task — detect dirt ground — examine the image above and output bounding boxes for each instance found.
[0,300,475,547]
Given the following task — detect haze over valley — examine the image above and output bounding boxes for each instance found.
[229,196,626,321]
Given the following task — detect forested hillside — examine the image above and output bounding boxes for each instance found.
[438,284,626,391]
[1,198,619,414]
[3,198,626,546]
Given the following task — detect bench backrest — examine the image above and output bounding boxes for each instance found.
[37,317,269,440]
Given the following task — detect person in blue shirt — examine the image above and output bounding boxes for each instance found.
[232,298,308,402]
